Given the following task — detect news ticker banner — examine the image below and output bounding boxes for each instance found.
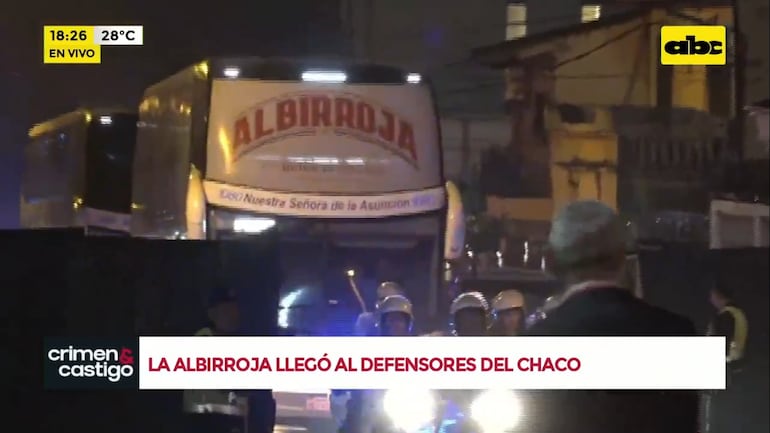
[43,25,144,64]
[44,336,725,390]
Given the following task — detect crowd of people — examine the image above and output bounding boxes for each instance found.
[334,200,748,433]
[185,199,749,433]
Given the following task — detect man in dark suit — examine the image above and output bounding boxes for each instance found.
[524,200,699,433]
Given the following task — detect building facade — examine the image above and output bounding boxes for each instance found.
[503,0,768,159]
[472,4,745,244]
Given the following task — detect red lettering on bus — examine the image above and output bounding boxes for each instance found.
[230,92,418,167]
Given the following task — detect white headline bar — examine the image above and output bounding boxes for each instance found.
[139,336,726,390]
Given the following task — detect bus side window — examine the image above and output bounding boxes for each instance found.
[22,136,44,199]
[23,133,69,200]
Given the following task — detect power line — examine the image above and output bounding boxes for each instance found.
[555,9,740,70]
[441,70,681,95]
[555,21,652,69]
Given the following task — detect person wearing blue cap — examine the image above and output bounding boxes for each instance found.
[183,289,247,433]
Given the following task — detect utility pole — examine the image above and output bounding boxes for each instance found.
[732,0,746,162]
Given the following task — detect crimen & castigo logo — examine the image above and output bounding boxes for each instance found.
[44,338,139,389]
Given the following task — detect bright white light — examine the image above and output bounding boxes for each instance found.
[233,217,275,233]
[383,389,435,432]
[302,71,347,83]
[286,156,340,165]
[406,73,421,84]
[223,67,240,78]
[99,116,112,125]
[278,289,303,329]
[581,5,602,23]
[346,269,355,277]
[523,241,529,264]
[470,389,522,432]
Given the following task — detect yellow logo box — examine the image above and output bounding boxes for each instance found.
[660,26,727,66]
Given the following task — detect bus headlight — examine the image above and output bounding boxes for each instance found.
[383,389,436,432]
[470,389,522,432]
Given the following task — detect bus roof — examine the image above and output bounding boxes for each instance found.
[28,107,136,138]
[146,57,425,93]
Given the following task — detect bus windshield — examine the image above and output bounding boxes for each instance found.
[211,208,441,335]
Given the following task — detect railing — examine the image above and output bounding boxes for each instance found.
[458,230,553,280]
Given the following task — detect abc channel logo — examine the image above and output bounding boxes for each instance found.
[660,25,727,66]
[44,338,138,389]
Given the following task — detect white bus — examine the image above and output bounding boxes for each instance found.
[21,108,137,235]
[132,57,464,326]
[130,58,465,428]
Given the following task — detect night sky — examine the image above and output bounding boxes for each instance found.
[0,0,342,227]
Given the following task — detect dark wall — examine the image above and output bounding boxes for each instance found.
[2,229,281,433]
[640,245,769,433]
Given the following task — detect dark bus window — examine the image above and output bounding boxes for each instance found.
[212,209,441,335]
[84,114,138,214]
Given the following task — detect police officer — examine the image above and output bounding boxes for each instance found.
[377,282,404,306]
[705,284,749,433]
[337,295,415,433]
[353,281,404,336]
[707,285,748,374]
[450,291,490,336]
[490,289,526,336]
[444,292,491,423]
[183,290,247,433]
[333,284,404,427]
[376,294,414,336]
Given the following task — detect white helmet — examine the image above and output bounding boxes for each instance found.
[450,291,489,315]
[450,291,489,336]
[376,281,403,301]
[377,295,414,333]
[491,289,525,315]
[377,295,414,319]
